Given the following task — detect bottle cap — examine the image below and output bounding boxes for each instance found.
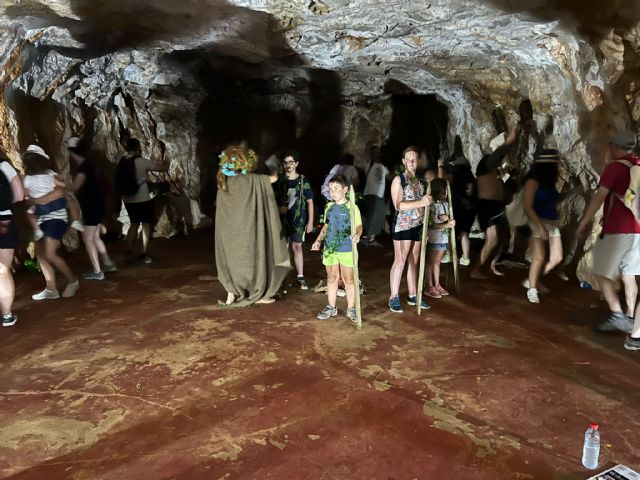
[590,423,599,430]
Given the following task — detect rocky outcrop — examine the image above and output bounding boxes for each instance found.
[0,0,638,246]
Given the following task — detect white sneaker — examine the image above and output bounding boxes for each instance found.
[441,251,451,264]
[33,229,44,241]
[32,289,60,301]
[337,288,346,298]
[459,257,471,266]
[526,288,540,304]
[71,220,84,232]
[62,280,79,298]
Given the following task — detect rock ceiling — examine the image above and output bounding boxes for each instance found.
[0,0,639,229]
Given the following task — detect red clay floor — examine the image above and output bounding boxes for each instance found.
[0,229,638,479]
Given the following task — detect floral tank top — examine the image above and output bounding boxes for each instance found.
[394,174,425,232]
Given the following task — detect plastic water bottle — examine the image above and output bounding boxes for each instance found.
[582,423,600,470]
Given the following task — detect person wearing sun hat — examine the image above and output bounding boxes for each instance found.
[522,149,564,304]
[22,144,79,300]
[577,129,640,337]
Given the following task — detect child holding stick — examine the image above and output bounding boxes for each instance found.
[426,178,455,298]
[312,174,362,322]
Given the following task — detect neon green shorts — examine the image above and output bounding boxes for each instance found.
[322,251,354,267]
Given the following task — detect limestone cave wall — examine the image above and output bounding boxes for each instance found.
[0,0,639,250]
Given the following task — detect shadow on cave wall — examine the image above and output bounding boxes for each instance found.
[485,0,640,39]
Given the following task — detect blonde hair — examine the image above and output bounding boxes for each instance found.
[216,143,258,192]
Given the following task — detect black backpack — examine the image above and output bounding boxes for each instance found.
[115,155,141,196]
[0,162,13,211]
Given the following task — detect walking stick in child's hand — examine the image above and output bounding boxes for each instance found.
[416,182,432,315]
[349,185,363,329]
[446,180,460,294]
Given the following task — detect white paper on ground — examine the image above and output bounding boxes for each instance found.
[587,464,640,480]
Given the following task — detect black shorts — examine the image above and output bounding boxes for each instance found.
[477,199,506,231]
[80,201,106,227]
[392,224,423,242]
[125,200,155,224]
[455,208,476,234]
[0,215,18,249]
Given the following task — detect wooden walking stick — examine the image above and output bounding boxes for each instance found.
[446,180,460,294]
[416,182,432,315]
[349,185,363,329]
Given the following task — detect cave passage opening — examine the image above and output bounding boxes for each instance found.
[382,93,449,173]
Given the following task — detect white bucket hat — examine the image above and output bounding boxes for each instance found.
[23,144,50,160]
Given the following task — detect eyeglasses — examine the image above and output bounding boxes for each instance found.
[283,160,296,165]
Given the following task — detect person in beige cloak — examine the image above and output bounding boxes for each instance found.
[215,144,290,306]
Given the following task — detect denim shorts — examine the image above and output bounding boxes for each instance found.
[427,242,448,251]
[41,219,68,240]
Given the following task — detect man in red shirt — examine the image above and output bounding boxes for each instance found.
[577,129,640,335]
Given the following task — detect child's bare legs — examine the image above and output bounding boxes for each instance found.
[426,249,437,289]
[35,240,57,291]
[406,241,421,297]
[432,250,445,287]
[0,248,15,316]
[290,242,304,277]
[340,264,355,309]
[326,264,340,307]
[390,240,411,298]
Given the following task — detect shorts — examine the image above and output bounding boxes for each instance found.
[477,199,506,231]
[322,250,354,267]
[454,208,476,234]
[529,220,561,239]
[125,200,155,224]
[428,242,448,251]
[0,215,18,249]
[288,231,305,243]
[41,219,68,241]
[592,234,640,280]
[392,224,423,242]
[80,201,106,227]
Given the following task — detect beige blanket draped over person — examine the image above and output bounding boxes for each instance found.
[215,144,290,307]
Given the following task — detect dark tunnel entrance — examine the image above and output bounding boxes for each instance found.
[382,92,449,174]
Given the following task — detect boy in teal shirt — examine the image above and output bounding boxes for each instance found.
[312,174,362,322]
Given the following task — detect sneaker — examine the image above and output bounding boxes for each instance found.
[425,287,442,299]
[346,307,357,323]
[317,305,338,320]
[33,229,44,241]
[102,263,117,273]
[624,336,640,351]
[459,257,471,266]
[526,288,540,304]
[81,271,105,280]
[407,295,432,309]
[435,285,450,296]
[32,288,60,301]
[596,312,633,333]
[337,288,346,298]
[2,314,17,327]
[388,296,403,313]
[62,280,79,298]
[71,220,84,232]
[522,279,549,294]
[297,277,309,290]
[441,251,451,264]
[139,255,153,265]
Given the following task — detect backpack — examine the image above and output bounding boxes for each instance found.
[614,160,640,223]
[115,155,141,196]
[0,162,13,211]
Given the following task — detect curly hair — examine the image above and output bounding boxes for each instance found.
[216,143,259,192]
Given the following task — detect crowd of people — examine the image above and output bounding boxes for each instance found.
[0,128,638,353]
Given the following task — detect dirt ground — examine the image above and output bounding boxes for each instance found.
[0,229,638,479]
